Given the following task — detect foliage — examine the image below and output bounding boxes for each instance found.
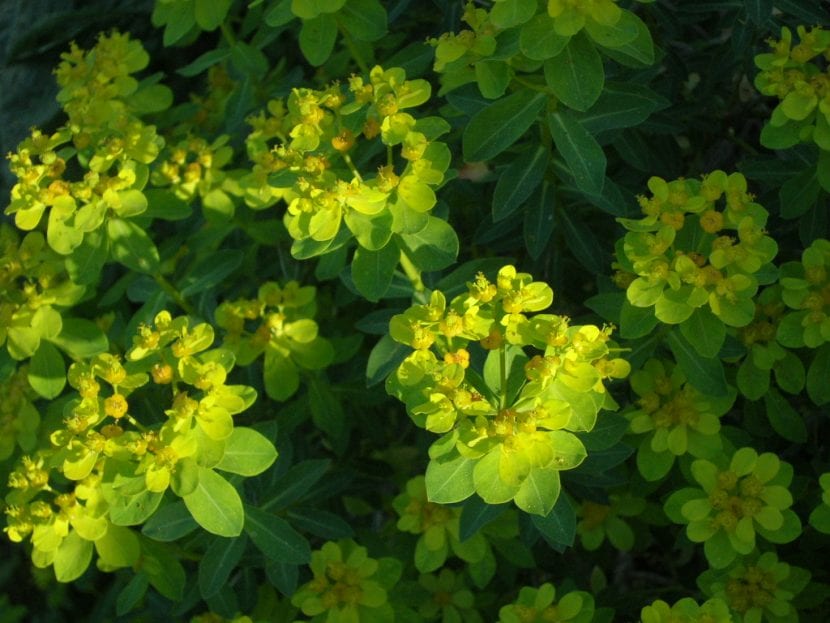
[2,0,830,622]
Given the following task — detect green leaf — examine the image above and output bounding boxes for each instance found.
[530,491,575,550]
[179,249,244,297]
[544,32,603,112]
[492,146,548,222]
[779,169,820,219]
[194,0,232,30]
[299,13,337,66]
[309,377,348,454]
[744,0,773,24]
[807,345,830,405]
[523,180,556,259]
[519,14,569,60]
[679,307,726,358]
[462,89,547,162]
[244,505,311,564]
[53,530,93,582]
[266,0,294,26]
[65,229,108,285]
[215,427,278,476]
[344,209,393,251]
[141,501,198,542]
[666,328,729,396]
[28,341,65,399]
[737,358,769,400]
[338,0,387,41]
[109,489,163,526]
[48,318,108,359]
[183,467,244,537]
[230,41,269,76]
[366,334,410,386]
[176,48,232,77]
[490,0,535,28]
[116,574,149,617]
[584,10,639,48]
[764,389,807,443]
[263,351,299,401]
[198,535,247,599]
[515,465,561,515]
[772,351,805,394]
[548,111,606,196]
[351,242,400,301]
[425,454,475,504]
[596,12,654,66]
[558,208,608,274]
[474,60,511,99]
[286,508,354,539]
[139,539,186,601]
[459,496,508,541]
[263,459,331,511]
[398,217,459,272]
[107,218,161,274]
[575,82,667,133]
[578,413,629,451]
[266,561,299,597]
[619,299,659,339]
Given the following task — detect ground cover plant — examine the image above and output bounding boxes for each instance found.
[2,0,830,621]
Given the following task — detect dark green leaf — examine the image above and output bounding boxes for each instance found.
[116,574,149,617]
[667,328,729,396]
[459,496,508,541]
[744,0,773,23]
[544,32,603,112]
[107,218,161,274]
[764,389,807,443]
[263,459,331,511]
[299,13,337,66]
[338,0,387,41]
[619,300,659,339]
[558,208,608,274]
[548,111,606,196]
[351,242,400,301]
[65,229,107,285]
[198,535,247,599]
[462,89,547,162]
[523,180,556,259]
[492,146,548,222]
[179,249,244,297]
[531,493,575,551]
[309,377,348,454]
[679,307,726,358]
[779,168,820,219]
[194,0,231,30]
[245,505,311,564]
[807,345,830,405]
[366,334,410,386]
[575,82,668,133]
[286,508,354,539]
[141,502,198,542]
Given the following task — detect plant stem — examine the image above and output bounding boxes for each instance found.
[338,25,370,75]
[154,274,197,316]
[342,153,364,182]
[499,344,507,410]
[220,22,237,47]
[399,250,426,301]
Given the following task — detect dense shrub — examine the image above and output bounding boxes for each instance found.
[1,1,830,621]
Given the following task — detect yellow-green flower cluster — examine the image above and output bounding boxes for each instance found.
[808,472,830,534]
[777,239,830,348]
[754,26,830,152]
[0,364,40,461]
[3,312,272,581]
[665,448,800,569]
[546,0,622,36]
[0,224,84,360]
[5,32,169,255]
[627,359,735,481]
[498,583,595,623]
[698,551,811,623]
[393,476,501,576]
[291,540,401,623]
[617,171,778,327]
[640,597,733,623]
[387,265,629,515]
[238,65,449,253]
[150,134,237,218]
[576,493,646,551]
[215,281,333,401]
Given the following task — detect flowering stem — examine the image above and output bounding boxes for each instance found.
[399,250,426,301]
[154,274,197,317]
[342,153,364,182]
[338,25,370,75]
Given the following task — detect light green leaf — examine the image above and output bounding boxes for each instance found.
[679,307,726,358]
[107,218,161,274]
[49,318,108,359]
[299,13,337,66]
[215,427,278,476]
[519,14,570,60]
[53,530,93,582]
[425,454,475,504]
[398,217,459,272]
[515,465,561,515]
[28,341,66,399]
[183,467,244,537]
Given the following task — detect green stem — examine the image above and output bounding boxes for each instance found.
[220,22,237,47]
[154,274,197,316]
[387,145,394,168]
[512,75,553,96]
[399,250,426,301]
[338,25,370,75]
[342,153,364,182]
[499,344,507,410]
